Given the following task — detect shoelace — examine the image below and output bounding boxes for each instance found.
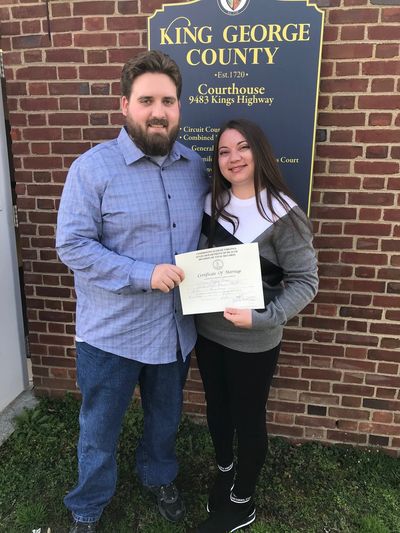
[159,483,178,503]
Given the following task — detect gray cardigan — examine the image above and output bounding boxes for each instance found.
[195,206,319,353]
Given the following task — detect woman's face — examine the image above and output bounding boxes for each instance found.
[217,128,255,195]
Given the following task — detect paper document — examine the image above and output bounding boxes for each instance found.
[175,243,265,315]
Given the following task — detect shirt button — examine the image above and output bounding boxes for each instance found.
[142,289,147,293]
[172,223,176,228]
[168,194,171,199]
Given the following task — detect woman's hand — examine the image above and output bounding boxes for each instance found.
[223,308,252,329]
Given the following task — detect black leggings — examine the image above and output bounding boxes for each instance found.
[196,335,280,498]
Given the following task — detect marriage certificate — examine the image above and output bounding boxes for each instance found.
[175,243,265,315]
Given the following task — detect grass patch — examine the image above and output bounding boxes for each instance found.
[0,396,399,532]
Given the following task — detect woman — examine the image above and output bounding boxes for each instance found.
[195,119,318,533]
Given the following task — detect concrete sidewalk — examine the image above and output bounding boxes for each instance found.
[0,387,38,446]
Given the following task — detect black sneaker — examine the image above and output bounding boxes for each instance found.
[197,498,255,533]
[69,520,98,533]
[147,482,185,523]
[207,466,235,513]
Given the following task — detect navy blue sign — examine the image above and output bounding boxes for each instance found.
[149,0,324,213]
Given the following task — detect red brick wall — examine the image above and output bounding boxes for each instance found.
[1,0,399,455]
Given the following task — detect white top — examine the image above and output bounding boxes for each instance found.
[204,190,296,243]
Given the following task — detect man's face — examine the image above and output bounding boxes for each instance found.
[121,72,181,156]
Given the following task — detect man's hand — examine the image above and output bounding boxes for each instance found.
[223,308,252,329]
[151,264,185,293]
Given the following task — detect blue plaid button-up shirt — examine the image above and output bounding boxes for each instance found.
[56,127,209,363]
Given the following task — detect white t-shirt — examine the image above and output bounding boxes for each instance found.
[204,189,296,243]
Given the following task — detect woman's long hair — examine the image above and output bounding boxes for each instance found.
[209,118,298,245]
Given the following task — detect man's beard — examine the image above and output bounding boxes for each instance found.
[126,117,179,156]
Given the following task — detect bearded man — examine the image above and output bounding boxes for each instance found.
[56,50,208,533]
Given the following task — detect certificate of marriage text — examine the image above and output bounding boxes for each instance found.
[175,243,265,315]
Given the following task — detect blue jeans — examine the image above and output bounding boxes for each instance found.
[64,341,190,523]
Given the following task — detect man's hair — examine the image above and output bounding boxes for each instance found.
[121,50,182,99]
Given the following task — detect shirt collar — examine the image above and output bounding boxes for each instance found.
[117,127,190,166]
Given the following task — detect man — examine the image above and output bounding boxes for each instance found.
[56,50,209,533]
